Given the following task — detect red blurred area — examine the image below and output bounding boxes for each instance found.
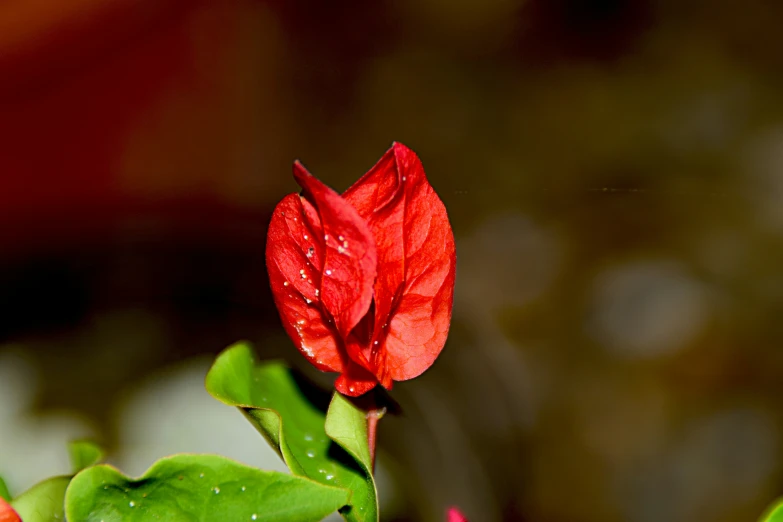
[0,0,276,259]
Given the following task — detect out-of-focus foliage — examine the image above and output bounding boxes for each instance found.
[9,476,70,522]
[761,499,783,522]
[2,1,783,521]
[67,440,104,474]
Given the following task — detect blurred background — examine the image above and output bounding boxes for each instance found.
[2,0,783,520]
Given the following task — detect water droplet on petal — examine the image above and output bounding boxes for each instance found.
[299,269,307,280]
[283,281,289,286]
[338,235,345,241]
[402,176,407,181]
[348,386,355,393]
[305,298,312,304]
[304,234,308,240]
[325,269,332,276]
[315,289,320,297]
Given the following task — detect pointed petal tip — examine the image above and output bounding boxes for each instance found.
[292,159,306,173]
[391,141,411,153]
[292,160,315,189]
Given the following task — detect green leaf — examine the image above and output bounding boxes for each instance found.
[0,476,10,501]
[325,394,372,471]
[64,454,349,522]
[68,440,105,473]
[325,393,378,522]
[206,342,378,522]
[760,498,783,522]
[10,476,70,522]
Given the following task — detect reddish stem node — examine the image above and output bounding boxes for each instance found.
[366,407,385,472]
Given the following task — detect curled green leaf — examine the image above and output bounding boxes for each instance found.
[206,342,379,522]
[325,393,378,522]
[64,454,349,522]
[10,476,70,522]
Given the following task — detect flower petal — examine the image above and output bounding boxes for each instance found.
[0,498,21,522]
[266,193,345,372]
[342,146,404,384]
[447,507,469,522]
[293,162,378,343]
[344,143,456,385]
[334,361,378,396]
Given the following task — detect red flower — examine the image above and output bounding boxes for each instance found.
[447,507,468,522]
[0,498,21,522]
[266,143,456,396]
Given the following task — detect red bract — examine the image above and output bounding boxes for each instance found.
[0,498,21,522]
[266,143,456,396]
[447,507,469,522]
